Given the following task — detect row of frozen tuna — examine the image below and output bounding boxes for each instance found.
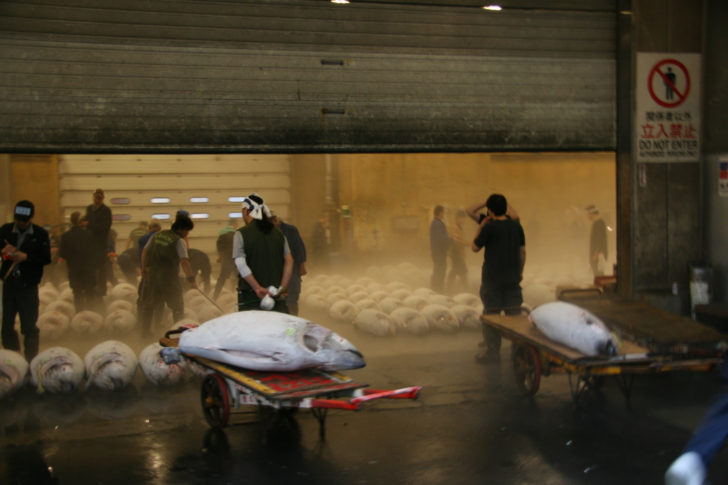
[346,304,481,336]
[302,274,483,336]
[34,281,239,339]
[0,340,198,399]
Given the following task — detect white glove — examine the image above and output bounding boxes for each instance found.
[260,286,279,310]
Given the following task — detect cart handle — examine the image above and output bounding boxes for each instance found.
[309,386,422,411]
[358,386,422,402]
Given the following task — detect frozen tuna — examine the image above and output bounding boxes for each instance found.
[528,301,619,357]
[389,308,429,335]
[109,283,138,303]
[71,310,105,334]
[178,311,365,372]
[58,287,75,303]
[453,293,483,310]
[354,298,379,312]
[105,309,137,334]
[451,305,482,331]
[29,347,84,393]
[0,349,28,398]
[329,300,358,322]
[85,340,139,391]
[421,304,459,332]
[45,300,75,318]
[107,299,135,314]
[353,309,397,337]
[378,297,401,314]
[139,343,187,387]
[403,295,428,311]
[37,310,71,340]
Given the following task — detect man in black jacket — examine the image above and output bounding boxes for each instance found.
[59,211,97,312]
[85,188,112,299]
[0,200,52,361]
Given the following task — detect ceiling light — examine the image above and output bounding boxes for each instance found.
[331,0,350,4]
[482,4,502,11]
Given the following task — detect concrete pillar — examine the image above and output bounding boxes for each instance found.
[617,0,704,314]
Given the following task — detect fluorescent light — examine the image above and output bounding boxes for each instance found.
[482,5,502,11]
[190,213,209,219]
[228,212,243,218]
[228,196,246,202]
[151,197,170,204]
[190,197,209,203]
[152,213,171,220]
[331,0,350,4]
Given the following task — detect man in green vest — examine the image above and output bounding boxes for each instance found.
[233,193,293,313]
[138,213,197,336]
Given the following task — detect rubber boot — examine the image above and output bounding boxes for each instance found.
[24,333,39,362]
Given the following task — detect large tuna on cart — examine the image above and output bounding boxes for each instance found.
[482,291,725,406]
[160,310,421,436]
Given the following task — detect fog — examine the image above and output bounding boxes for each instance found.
[2,151,616,364]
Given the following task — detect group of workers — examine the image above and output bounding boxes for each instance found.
[0,189,308,356]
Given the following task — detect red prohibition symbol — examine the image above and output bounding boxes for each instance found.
[648,58,691,108]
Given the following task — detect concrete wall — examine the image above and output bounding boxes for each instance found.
[626,0,704,313]
[704,0,728,302]
[291,152,616,282]
[4,154,60,227]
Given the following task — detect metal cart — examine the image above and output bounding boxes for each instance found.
[160,338,422,437]
[481,314,723,405]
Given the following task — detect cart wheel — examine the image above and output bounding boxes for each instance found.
[512,344,541,395]
[201,373,231,428]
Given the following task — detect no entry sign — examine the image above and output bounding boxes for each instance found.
[648,59,690,108]
[635,53,701,163]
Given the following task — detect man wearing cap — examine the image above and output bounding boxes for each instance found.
[234,193,293,313]
[138,213,197,336]
[0,200,52,361]
[272,213,307,316]
[586,204,607,277]
[85,188,112,299]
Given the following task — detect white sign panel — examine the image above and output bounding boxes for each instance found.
[635,53,701,163]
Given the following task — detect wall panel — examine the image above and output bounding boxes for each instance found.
[58,154,291,255]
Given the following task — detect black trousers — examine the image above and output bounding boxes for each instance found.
[2,280,40,359]
[480,284,523,353]
[138,277,184,334]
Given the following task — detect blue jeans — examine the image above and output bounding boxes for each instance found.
[683,366,728,466]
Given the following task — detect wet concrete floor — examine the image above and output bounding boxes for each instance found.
[2,315,728,485]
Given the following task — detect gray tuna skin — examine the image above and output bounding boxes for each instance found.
[30,347,84,394]
[0,349,29,398]
[84,341,138,391]
[179,310,365,372]
[529,301,619,357]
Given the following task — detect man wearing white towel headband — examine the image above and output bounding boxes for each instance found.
[233,193,293,312]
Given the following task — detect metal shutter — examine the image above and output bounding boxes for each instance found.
[0,0,616,153]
